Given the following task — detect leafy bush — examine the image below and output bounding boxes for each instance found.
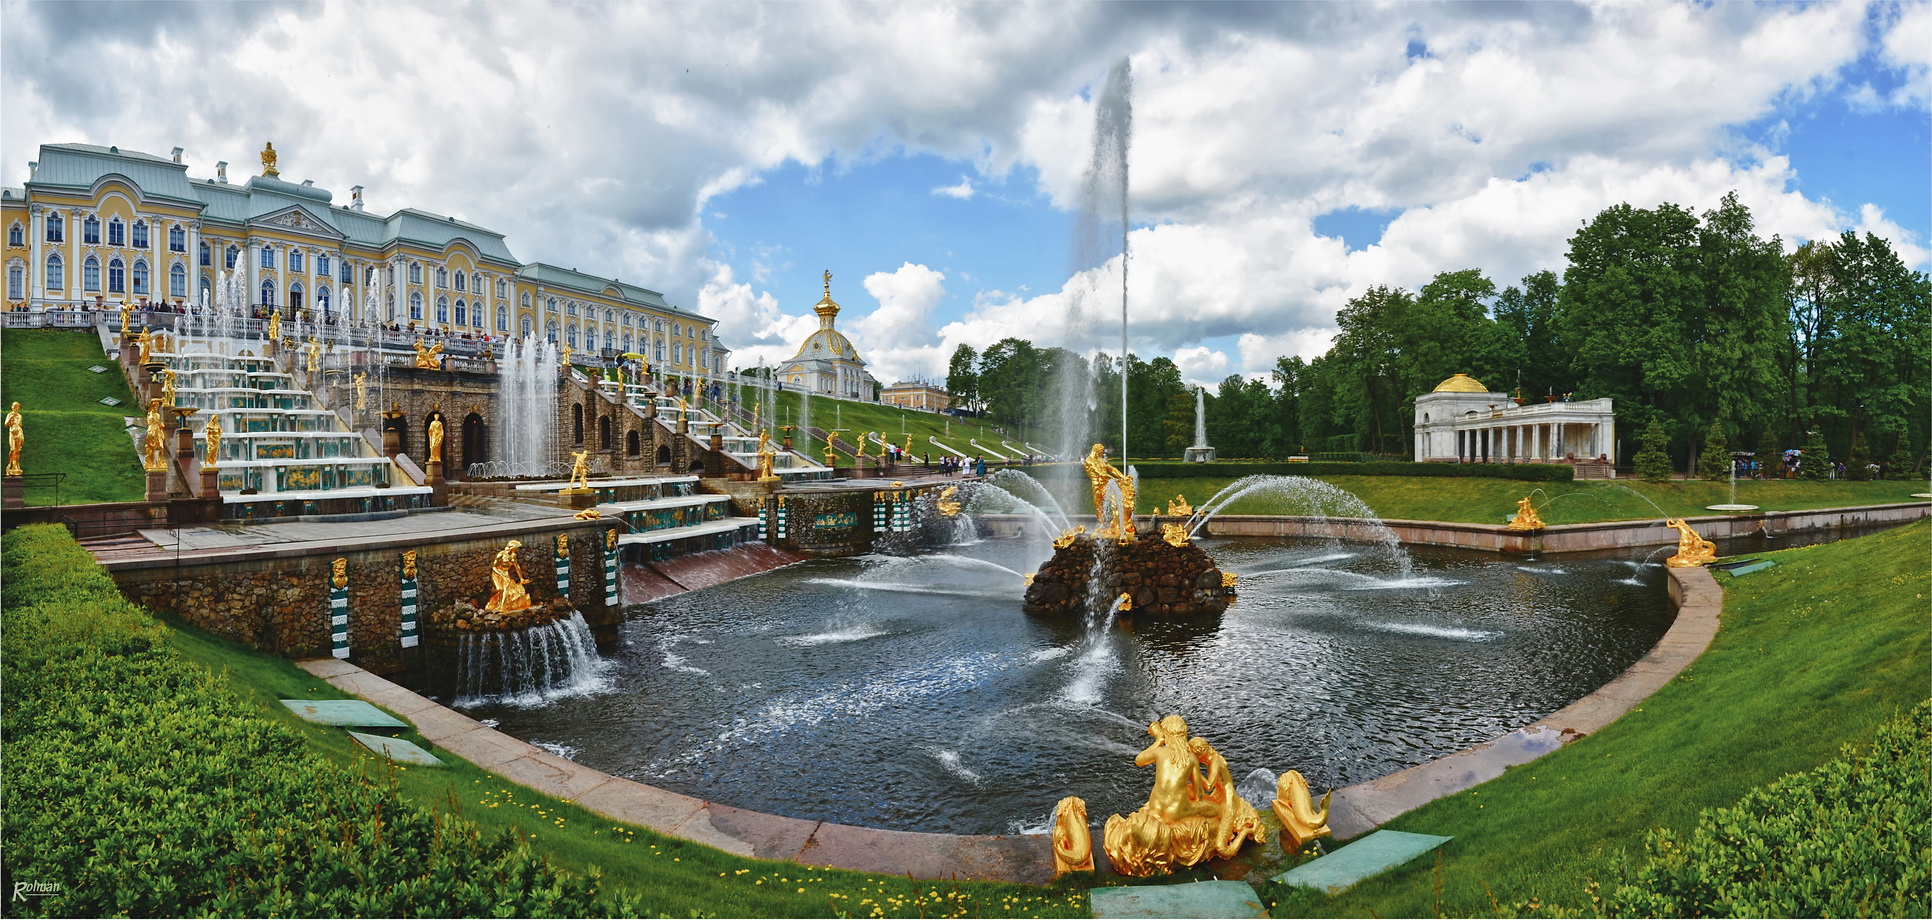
[1131,460,1575,482]
[1602,701,1930,918]
[0,524,641,918]
[1799,428,1832,482]
[1696,418,1729,480]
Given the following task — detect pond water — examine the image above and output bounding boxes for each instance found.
[465,534,1678,836]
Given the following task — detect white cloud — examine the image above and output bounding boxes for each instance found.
[932,175,976,199]
[1879,0,1932,106]
[1171,346,1231,387]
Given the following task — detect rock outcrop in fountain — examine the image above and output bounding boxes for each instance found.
[1021,446,1232,617]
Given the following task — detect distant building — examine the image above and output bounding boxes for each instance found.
[880,381,950,412]
[1413,373,1615,467]
[774,270,878,400]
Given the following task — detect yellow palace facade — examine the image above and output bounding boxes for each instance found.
[1,142,726,375]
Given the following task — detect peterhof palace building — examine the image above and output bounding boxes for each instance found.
[774,271,880,400]
[1413,373,1617,471]
[1,142,726,376]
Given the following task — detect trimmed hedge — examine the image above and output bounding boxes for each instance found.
[1602,701,1930,918]
[0,524,642,917]
[1129,460,1577,482]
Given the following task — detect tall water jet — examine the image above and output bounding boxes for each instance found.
[495,337,559,477]
[1062,57,1133,461]
[1184,387,1215,462]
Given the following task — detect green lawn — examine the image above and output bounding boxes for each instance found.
[166,623,1088,918]
[0,328,146,504]
[1260,518,1931,917]
[1139,474,1926,525]
[718,386,1045,465]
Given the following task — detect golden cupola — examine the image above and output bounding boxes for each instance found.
[814,269,840,328]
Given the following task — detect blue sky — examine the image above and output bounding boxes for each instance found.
[5,0,1926,386]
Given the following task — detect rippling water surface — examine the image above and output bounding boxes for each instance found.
[468,536,1675,835]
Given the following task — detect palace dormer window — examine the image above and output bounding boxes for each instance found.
[9,222,24,247]
[496,304,508,332]
[44,213,63,242]
[107,218,124,246]
[546,297,558,313]
[259,279,275,306]
[225,245,239,269]
[83,215,100,244]
[169,225,185,252]
[317,254,330,277]
[436,295,449,324]
[339,261,352,283]
[496,278,508,299]
[7,263,24,300]
[130,220,147,249]
[409,292,423,320]
[289,249,304,273]
[565,301,578,317]
[435,267,448,289]
[128,259,146,294]
[169,263,186,298]
[453,271,465,292]
[409,263,422,284]
[471,272,481,293]
[260,246,276,270]
[454,298,467,326]
[83,256,101,292]
[317,285,330,314]
[44,254,62,291]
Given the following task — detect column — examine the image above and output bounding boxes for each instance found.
[186,221,200,307]
[69,208,80,307]
[245,236,257,314]
[29,205,42,302]
[148,213,161,305]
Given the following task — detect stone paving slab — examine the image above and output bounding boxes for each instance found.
[569,776,709,837]
[1089,880,1269,918]
[280,698,409,728]
[1274,830,1452,894]
[349,730,445,767]
[492,750,614,802]
[684,802,821,862]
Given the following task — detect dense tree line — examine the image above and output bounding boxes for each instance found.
[943,194,1929,473]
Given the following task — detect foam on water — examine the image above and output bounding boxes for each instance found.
[534,741,582,761]
[780,624,891,647]
[1367,621,1501,642]
[930,748,983,785]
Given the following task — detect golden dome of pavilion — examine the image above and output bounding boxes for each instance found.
[1432,373,1488,393]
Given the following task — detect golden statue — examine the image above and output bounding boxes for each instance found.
[936,485,961,517]
[119,302,134,336]
[353,372,367,409]
[1167,493,1192,517]
[903,432,914,455]
[5,401,23,477]
[484,540,532,613]
[267,309,280,343]
[1507,495,1545,531]
[305,337,321,373]
[1272,770,1333,855]
[1116,592,1133,612]
[1083,444,1136,540]
[1161,522,1190,547]
[331,557,349,590]
[427,417,444,464]
[1101,714,1265,876]
[142,398,167,471]
[1053,525,1087,549]
[412,339,444,369]
[1051,796,1094,878]
[854,432,869,462]
[756,430,779,481]
[605,529,617,550]
[1664,518,1718,567]
[567,449,591,490]
[202,412,222,469]
[135,327,154,363]
[573,508,602,520]
[676,395,688,415]
[1021,572,1034,586]
[260,141,279,177]
[401,549,418,580]
[556,533,569,555]
[560,342,572,369]
[1222,571,1238,589]
[160,369,177,407]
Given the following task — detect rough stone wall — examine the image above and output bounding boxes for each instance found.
[110,521,619,674]
[1022,532,1230,617]
[315,362,502,477]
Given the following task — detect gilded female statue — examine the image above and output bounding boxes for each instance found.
[142,398,167,471]
[202,412,222,469]
[1084,443,1135,538]
[353,372,367,409]
[567,449,591,490]
[5,401,23,477]
[1101,714,1264,876]
[428,417,444,464]
[485,540,532,613]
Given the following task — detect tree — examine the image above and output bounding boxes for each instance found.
[1269,356,1306,457]
[945,344,979,411]
[1635,418,1673,483]
[1799,428,1831,481]
[1328,285,1415,453]
[1692,192,1790,440]
[1755,425,1782,481]
[1696,418,1730,480]
[1492,270,1563,400]
[1846,428,1871,481]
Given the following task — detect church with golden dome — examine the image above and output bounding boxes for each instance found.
[775,270,878,400]
[1413,372,1617,473]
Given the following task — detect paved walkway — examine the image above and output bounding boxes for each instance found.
[299,564,1722,889]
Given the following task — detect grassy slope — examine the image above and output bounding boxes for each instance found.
[1133,473,1925,525]
[0,328,146,504]
[165,624,1088,918]
[1264,518,1932,917]
[735,387,1043,464]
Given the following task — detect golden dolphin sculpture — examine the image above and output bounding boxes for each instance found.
[1051,796,1094,878]
[1271,770,1333,854]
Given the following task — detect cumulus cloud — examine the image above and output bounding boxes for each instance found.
[3,0,1918,386]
